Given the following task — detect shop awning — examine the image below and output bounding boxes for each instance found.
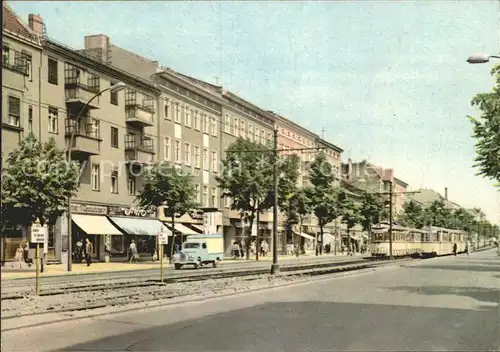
[109,217,171,236]
[190,224,204,233]
[166,223,199,236]
[293,231,315,241]
[72,214,123,235]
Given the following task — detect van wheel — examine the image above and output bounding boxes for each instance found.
[194,260,201,269]
[174,264,182,270]
[213,260,218,268]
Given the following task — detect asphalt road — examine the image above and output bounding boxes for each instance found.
[2,250,499,352]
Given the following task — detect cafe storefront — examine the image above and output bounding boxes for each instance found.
[107,204,170,261]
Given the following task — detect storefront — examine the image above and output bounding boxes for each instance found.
[69,203,122,262]
[107,204,170,261]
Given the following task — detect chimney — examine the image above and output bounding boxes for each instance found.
[84,34,110,62]
[445,187,448,200]
[28,14,44,36]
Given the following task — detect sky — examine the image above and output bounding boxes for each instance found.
[10,0,500,225]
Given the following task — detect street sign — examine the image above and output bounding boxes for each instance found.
[31,224,48,244]
[158,231,169,245]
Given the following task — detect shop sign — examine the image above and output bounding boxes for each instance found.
[122,205,155,217]
[71,203,107,215]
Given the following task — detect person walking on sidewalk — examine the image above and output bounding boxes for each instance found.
[129,240,138,263]
[14,244,24,268]
[85,238,93,266]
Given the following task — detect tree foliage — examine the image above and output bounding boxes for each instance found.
[341,197,362,231]
[216,138,274,259]
[468,65,500,186]
[1,133,79,228]
[359,193,387,231]
[398,200,426,229]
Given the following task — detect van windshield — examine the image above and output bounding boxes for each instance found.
[183,243,200,249]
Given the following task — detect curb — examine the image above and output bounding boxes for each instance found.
[0,259,410,332]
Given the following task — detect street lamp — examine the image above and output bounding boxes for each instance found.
[271,124,280,275]
[66,82,126,271]
[466,53,500,64]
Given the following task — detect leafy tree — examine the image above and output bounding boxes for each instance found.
[137,161,198,262]
[306,152,339,255]
[288,189,311,255]
[468,65,500,187]
[217,138,274,260]
[359,193,387,234]
[1,133,79,228]
[399,200,426,229]
[423,200,453,227]
[340,196,362,250]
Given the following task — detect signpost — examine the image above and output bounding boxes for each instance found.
[31,223,48,295]
[158,231,169,282]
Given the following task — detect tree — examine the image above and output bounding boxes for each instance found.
[340,196,362,251]
[217,138,274,260]
[399,200,426,229]
[306,152,339,255]
[359,193,387,234]
[1,133,79,229]
[423,200,452,227]
[137,161,198,263]
[468,65,500,187]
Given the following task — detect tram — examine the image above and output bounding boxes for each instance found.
[369,223,467,258]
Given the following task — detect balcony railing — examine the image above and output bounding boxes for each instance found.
[124,134,154,152]
[65,118,100,139]
[2,49,29,76]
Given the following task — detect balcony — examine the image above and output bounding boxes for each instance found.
[65,82,101,110]
[125,104,154,128]
[124,134,155,166]
[65,119,101,156]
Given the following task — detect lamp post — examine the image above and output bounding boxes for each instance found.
[383,180,394,260]
[66,82,126,271]
[271,125,280,275]
[466,53,500,64]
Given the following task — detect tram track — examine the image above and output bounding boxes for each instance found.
[1,257,415,319]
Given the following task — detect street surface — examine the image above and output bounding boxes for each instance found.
[2,250,499,351]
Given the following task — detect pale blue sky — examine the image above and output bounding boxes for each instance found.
[10,0,500,224]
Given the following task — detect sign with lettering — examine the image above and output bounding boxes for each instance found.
[158,232,169,245]
[31,224,48,244]
[71,203,108,215]
[122,205,155,217]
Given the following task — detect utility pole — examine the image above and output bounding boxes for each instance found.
[271,126,280,275]
[388,180,393,260]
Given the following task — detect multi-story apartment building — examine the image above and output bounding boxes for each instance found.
[2,6,172,262]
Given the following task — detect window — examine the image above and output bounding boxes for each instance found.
[164,100,170,120]
[211,187,217,208]
[185,106,191,127]
[233,118,239,137]
[248,124,253,141]
[89,119,100,139]
[110,82,118,105]
[240,120,246,138]
[7,96,20,127]
[211,151,218,173]
[48,57,58,84]
[48,107,58,134]
[175,102,180,123]
[194,146,201,168]
[2,46,9,66]
[111,169,119,194]
[195,184,201,203]
[194,110,200,130]
[267,132,272,145]
[203,149,209,170]
[128,175,136,195]
[184,143,191,165]
[260,130,265,144]
[25,52,32,81]
[203,114,209,134]
[224,196,231,208]
[28,106,33,133]
[210,117,217,136]
[174,140,181,163]
[111,127,119,148]
[203,186,208,207]
[91,164,100,191]
[163,137,171,160]
[224,114,230,133]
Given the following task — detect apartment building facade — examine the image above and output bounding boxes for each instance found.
[2,6,172,262]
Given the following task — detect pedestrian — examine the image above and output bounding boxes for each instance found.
[23,243,32,267]
[85,238,93,266]
[129,240,138,263]
[14,244,24,268]
[453,243,457,256]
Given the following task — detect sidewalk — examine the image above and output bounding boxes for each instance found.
[1,253,361,280]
